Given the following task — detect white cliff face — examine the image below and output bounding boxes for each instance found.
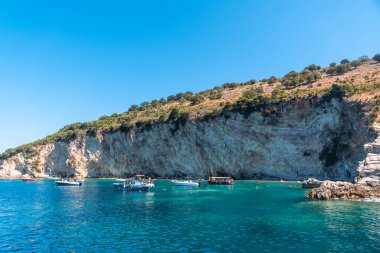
[0,99,372,180]
[0,153,26,178]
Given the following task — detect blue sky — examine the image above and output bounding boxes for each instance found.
[0,0,379,153]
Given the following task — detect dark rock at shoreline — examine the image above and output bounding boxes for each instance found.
[307,180,380,200]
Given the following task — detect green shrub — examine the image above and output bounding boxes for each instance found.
[350,60,361,68]
[222,83,239,89]
[234,87,269,110]
[139,101,151,110]
[151,100,160,107]
[167,95,176,101]
[208,90,223,100]
[168,108,180,120]
[235,93,269,111]
[304,64,321,72]
[321,84,346,102]
[358,55,369,63]
[267,76,277,85]
[326,67,336,75]
[340,59,350,64]
[242,87,264,99]
[335,63,351,74]
[183,91,194,101]
[98,115,108,120]
[373,54,380,63]
[271,86,288,100]
[189,94,205,105]
[281,71,301,88]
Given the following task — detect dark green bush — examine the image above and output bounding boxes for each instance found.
[168,108,181,120]
[222,83,239,89]
[242,87,264,99]
[208,90,223,100]
[304,64,321,72]
[189,94,205,105]
[335,64,351,74]
[350,60,361,68]
[128,104,138,111]
[267,76,277,84]
[358,55,369,63]
[271,86,288,100]
[326,67,336,75]
[373,54,380,63]
[167,95,176,101]
[281,71,301,88]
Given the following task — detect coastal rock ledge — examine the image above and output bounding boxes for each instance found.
[307,180,380,201]
[308,124,380,201]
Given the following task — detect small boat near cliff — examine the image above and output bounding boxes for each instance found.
[113,175,154,191]
[171,180,199,186]
[208,177,234,185]
[56,178,83,186]
[22,178,37,182]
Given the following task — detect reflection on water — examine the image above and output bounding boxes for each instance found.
[0,179,379,252]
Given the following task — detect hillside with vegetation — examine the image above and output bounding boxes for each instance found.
[1,54,380,159]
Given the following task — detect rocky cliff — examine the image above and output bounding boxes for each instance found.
[1,58,380,201]
[0,98,372,181]
[308,124,380,200]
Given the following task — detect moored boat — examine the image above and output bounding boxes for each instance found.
[113,175,154,191]
[208,177,234,185]
[22,178,37,182]
[56,178,83,186]
[171,180,199,186]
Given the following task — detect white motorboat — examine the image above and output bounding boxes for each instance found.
[113,175,154,191]
[171,180,199,186]
[56,179,83,186]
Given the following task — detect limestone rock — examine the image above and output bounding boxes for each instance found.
[301,178,322,189]
[0,99,371,181]
[308,124,380,201]
[307,180,380,200]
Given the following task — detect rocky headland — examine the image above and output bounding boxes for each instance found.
[1,57,380,201]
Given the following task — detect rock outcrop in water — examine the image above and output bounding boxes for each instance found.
[307,180,380,200]
[301,178,322,189]
[308,124,380,200]
[0,98,372,182]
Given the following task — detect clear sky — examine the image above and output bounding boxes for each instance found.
[0,0,380,153]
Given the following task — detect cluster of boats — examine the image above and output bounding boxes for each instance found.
[113,175,154,191]
[170,177,234,186]
[21,174,234,192]
[113,176,233,191]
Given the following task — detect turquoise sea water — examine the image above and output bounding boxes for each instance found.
[0,179,379,252]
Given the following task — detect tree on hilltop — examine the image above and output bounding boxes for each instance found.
[373,54,380,63]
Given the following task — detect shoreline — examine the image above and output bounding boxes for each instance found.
[3,177,380,202]
[0,176,303,182]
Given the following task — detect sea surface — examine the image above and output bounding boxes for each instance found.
[0,179,379,252]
